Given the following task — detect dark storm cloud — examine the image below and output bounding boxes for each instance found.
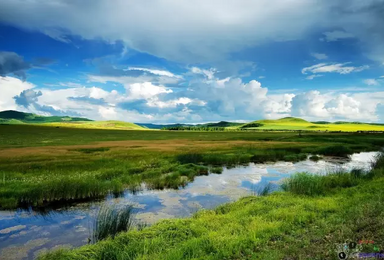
[0,51,31,80]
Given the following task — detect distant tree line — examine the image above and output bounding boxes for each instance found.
[161,126,227,131]
[160,127,384,133]
[240,123,263,128]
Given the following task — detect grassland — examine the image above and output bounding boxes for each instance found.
[38,154,384,260]
[0,110,145,130]
[38,120,146,130]
[237,117,384,132]
[1,124,384,209]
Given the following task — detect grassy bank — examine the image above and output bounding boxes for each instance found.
[38,154,384,260]
[1,125,384,209]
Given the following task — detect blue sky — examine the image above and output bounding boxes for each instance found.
[0,0,383,123]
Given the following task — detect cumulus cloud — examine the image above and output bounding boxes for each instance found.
[291,91,383,121]
[311,53,328,60]
[3,74,384,123]
[12,88,79,116]
[13,89,42,108]
[302,63,369,75]
[128,82,172,100]
[1,0,384,63]
[0,76,35,110]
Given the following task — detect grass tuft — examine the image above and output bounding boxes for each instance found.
[255,183,273,196]
[309,155,322,161]
[92,204,135,243]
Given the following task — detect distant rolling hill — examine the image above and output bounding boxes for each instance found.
[2,111,384,132]
[238,117,384,132]
[135,123,192,129]
[136,121,243,129]
[0,110,145,130]
[197,121,244,128]
[0,110,91,123]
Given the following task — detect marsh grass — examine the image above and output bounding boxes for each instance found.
[1,126,384,209]
[282,154,384,196]
[315,145,353,157]
[254,182,273,196]
[309,155,322,161]
[210,166,223,174]
[92,204,135,243]
[281,171,368,196]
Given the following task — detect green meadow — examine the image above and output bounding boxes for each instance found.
[1,124,384,209]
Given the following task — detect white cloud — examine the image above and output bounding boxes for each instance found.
[322,30,354,42]
[88,73,181,86]
[306,75,323,80]
[258,76,265,79]
[147,97,206,108]
[311,53,328,60]
[98,106,118,120]
[216,77,230,87]
[0,76,35,111]
[125,67,183,79]
[190,67,216,80]
[59,82,84,88]
[3,74,384,123]
[128,82,172,100]
[291,90,383,121]
[302,63,369,75]
[363,79,379,86]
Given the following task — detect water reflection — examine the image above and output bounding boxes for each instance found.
[0,151,379,260]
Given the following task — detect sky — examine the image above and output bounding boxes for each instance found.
[0,0,384,123]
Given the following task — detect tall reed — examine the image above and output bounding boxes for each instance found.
[92,204,135,243]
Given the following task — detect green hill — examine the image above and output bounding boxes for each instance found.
[198,121,244,128]
[238,117,384,132]
[0,110,145,130]
[42,120,146,130]
[138,121,243,130]
[0,110,91,123]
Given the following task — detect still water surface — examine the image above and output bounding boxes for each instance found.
[0,152,379,260]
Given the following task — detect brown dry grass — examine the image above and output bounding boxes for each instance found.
[0,139,307,158]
